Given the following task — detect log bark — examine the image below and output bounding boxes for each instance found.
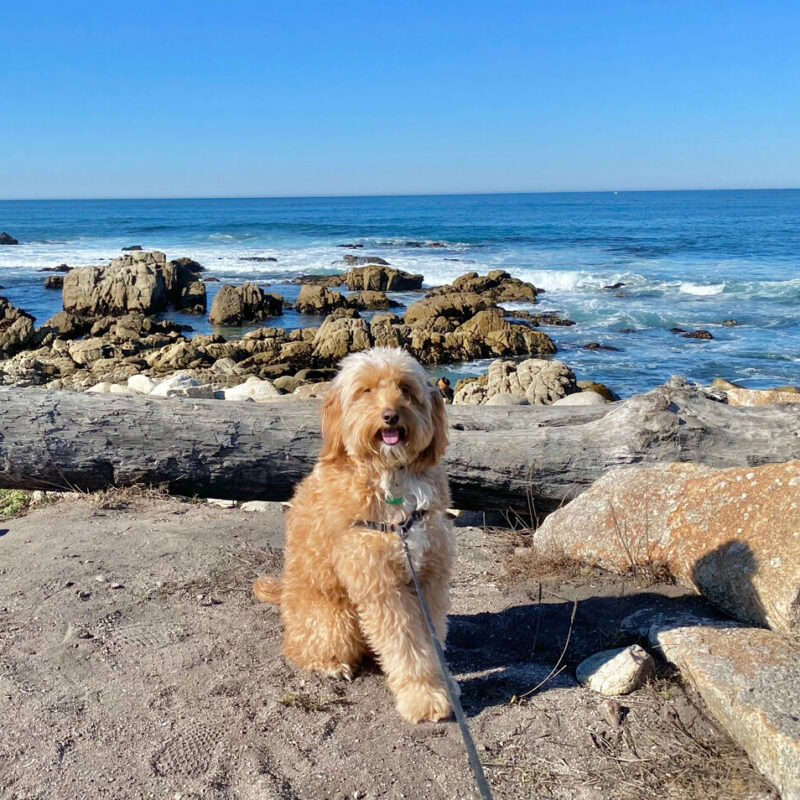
[1,378,799,511]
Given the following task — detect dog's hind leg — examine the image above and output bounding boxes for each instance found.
[281,592,365,680]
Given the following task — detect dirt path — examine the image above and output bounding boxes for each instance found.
[0,496,776,799]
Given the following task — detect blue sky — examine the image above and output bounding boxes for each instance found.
[2,0,799,198]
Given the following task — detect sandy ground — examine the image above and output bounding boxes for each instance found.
[0,495,777,800]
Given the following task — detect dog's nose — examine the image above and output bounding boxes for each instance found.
[381,408,400,425]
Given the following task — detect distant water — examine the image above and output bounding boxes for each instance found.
[1,190,799,396]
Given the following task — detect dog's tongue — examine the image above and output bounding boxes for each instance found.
[381,428,400,446]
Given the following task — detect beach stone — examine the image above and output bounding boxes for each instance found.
[208,282,283,325]
[0,298,35,357]
[577,380,619,401]
[623,608,800,800]
[127,374,157,394]
[294,285,348,314]
[239,501,272,512]
[222,376,281,402]
[0,232,19,245]
[535,460,800,636]
[576,645,655,696]
[85,382,112,394]
[552,391,608,406]
[293,381,332,399]
[150,373,214,399]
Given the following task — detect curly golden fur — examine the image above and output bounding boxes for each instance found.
[253,347,455,723]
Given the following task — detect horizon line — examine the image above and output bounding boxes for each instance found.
[1,186,799,203]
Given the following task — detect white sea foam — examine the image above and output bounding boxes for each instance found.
[679,282,725,296]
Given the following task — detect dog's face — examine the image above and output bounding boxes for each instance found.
[320,347,448,470]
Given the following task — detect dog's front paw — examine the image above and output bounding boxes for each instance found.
[326,663,355,681]
[396,684,452,723]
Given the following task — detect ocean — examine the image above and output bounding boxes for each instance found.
[1,190,799,396]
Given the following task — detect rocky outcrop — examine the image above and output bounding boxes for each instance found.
[721,386,800,406]
[44,275,63,289]
[347,290,399,310]
[452,358,577,405]
[535,460,800,636]
[343,265,423,292]
[294,285,348,315]
[62,251,169,316]
[311,313,371,363]
[0,232,19,245]
[404,292,490,329]
[208,282,283,325]
[161,257,206,313]
[428,270,538,303]
[0,298,35,357]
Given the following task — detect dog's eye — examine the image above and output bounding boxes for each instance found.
[359,387,371,395]
[398,384,409,396]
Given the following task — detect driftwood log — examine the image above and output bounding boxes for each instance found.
[1,378,799,511]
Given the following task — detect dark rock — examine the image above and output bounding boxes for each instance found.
[670,328,686,334]
[0,232,19,245]
[582,342,621,352]
[0,297,35,356]
[337,243,363,248]
[44,275,63,290]
[347,290,401,311]
[203,277,220,282]
[683,329,714,340]
[239,256,277,262]
[604,282,626,290]
[121,245,142,252]
[619,328,636,333]
[721,319,738,327]
[38,264,71,273]
[509,310,575,327]
[340,254,390,267]
[292,274,347,287]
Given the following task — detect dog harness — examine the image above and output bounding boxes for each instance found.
[352,508,427,535]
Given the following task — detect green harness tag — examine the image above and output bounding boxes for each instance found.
[385,495,404,506]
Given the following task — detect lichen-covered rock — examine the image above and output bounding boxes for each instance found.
[63,253,168,316]
[576,645,655,695]
[294,285,348,314]
[536,460,800,636]
[0,298,35,357]
[208,282,283,325]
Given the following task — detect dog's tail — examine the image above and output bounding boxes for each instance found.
[252,574,282,605]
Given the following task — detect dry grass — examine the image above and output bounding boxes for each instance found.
[88,483,177,510]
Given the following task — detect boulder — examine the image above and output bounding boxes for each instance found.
[0,299,35,357]
[485,392,529,406]
[577,380,619,401]
[145,341,214,374]
[222,376,281,402]
[127,374,158,395]
[311,314,371,364]
[347,290,399,311]
[294,285,348,315]
[208,282,283,325]
[683,329,713,340]
[44,275,63,290]
[536,460,800,636]
[63,253,168,316]
[161,257,206,312]
[0,232,19,245]
[36,311,90,341]
[575,645,655,696]
[343,265,423,292]
[552,391,608,406]
[121,245,142,251]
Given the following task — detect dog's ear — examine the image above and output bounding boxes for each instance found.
[418,386,449,469]
[320,382,346,462]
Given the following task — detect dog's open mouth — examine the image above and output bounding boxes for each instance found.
[379,427,403,446]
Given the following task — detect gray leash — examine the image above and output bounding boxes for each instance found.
[399,534,494,800]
